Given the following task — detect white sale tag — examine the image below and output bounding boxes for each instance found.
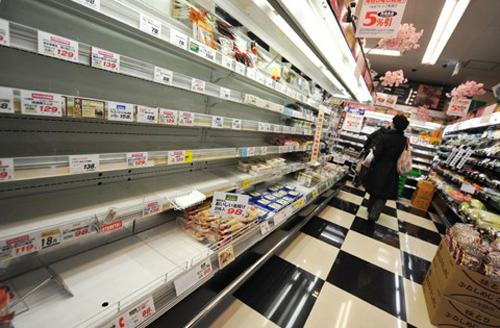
[108,102,134,122]
[266,78,274,88]
[248,147,256,157]
[273,210,287,226]
[154,66,173,86]
[174,258,212,296]
[170,28,188,50]
[246,67,256,80]
[178,111,194,126]
[167,150,187,164]
[159,108,178,125]
[211,191,249,218]
[69,154,99,174]
[0,158,14,182]
[20,90,63,117]
[256,72,265,84]
[127,152,148,167]
[139,13,162,37]
[0,87,14,114]
[125,295,156,327]
[39,228,61,249]
[232,118,242,130]
[261,147,267,155]
[460,183,476,195]
[0,233,41,261]
[37,31,79,62]
[137,106,158,124]
[91,47,120,72]
[273,125,282,133]
[221,55,233,70]
[200,44,216,62]
[220,87,231,99]
[72,0,100,11]
[191,78,206,93]
[235,62,246,75]
[258,122,271,132]
[0,19,10,46]
[143,201,162,217]
[212,116,224,129]
[60,220,92,241]
[260,221,271,235]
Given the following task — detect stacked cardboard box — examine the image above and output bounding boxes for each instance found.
[423,239,500,327]
[411,180,436,211]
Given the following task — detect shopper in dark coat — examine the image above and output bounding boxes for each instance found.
[353,126,388,187]
[364,114,409,221]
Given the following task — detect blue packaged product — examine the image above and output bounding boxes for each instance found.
[282,196,294,203]
[249,191,262,200]
[284,184,296,191]
[267,186,280,193]
[275,191,287,197]
[275,199,288,206]
[264,195,277,201]
[288,191,300,198]
[257,199,271,207]
[267,203,282,212]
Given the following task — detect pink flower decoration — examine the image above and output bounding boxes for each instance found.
[379,70,408,87]
[417,105,432,122]
[378,23,423,54]
[446,81,486,99]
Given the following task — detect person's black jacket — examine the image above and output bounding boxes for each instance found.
[364,128,407,200]
[364,127,388,152]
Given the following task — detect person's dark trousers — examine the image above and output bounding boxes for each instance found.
[367,194,387,222]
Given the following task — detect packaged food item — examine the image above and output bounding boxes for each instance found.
[264,195,277,201]
[288,191,300,198]
[275,199,288,206]
[284,184,296,191]
[484,264,500,281]
[257,199,271,207]
[267,203,282,212]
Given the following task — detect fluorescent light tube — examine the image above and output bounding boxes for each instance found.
[422,0,470,65]
[365,48,401,57]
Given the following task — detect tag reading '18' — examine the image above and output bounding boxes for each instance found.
[0,87,14,114]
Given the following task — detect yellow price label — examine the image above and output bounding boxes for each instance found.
[312,191,317,198]
[298,199,304,208]
[185,151,193,163]
[242,179,251,188]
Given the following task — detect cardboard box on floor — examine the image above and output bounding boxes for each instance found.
[426,239,500,319]
[411,193,432,211]
[415,180,436,200]
[423,262,500,327]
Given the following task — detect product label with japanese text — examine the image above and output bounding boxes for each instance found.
[159,108,178,125]
[108,102,134,122]
[211,192,249,218]
[154,66,173,86]
[137,106,158,124]
[69,154,100,174]
[20,90,63,117]
[37,31,79,62]
[91,46,120,72]
[139,13,161,37]
[356,0,407,38]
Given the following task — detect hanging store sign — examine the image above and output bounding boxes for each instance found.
[342,108,365,133]
[0,19,10,46]
[309,109,325,164]
[211,192,249,218]
[447,98,472,117]
[20,90,63,117]
[356,0,408,38]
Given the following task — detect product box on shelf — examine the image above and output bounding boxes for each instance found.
[427,239,500,319]
[423,261,500,327]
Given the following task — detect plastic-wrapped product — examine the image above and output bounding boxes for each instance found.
[491,238,500,251]
[457,250,482,271]
[484,264,500,281]
[267,203,282,212]
[486,251,500,268]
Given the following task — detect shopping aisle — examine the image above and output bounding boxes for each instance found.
[206,181,447,328]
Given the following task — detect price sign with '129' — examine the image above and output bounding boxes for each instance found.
[38,31,79,62]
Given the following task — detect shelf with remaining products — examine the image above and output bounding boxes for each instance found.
[1,19,317,124]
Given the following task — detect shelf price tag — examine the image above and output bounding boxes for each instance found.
[246,67,256,80]
[61,220,92,241]
[154,66,173,86]
[127,152,148,167]
[273,125,282,133]
[40,228,61,249]
[126,295,156,327]
[258,123,271,132]
[168,150,188,164]
[0,87,14,114]
[159,108,178,125]
[244,94,258,106]
[200,44,216,62]
[72,0,100,11]
[221,55,233,70]
[218,245,235,269]
[460,183,476,195]
[170,28,188,50]
[143,201,162,217]
[242,179,251,188]
[312,190,317,199]
[234,62,246,75]
[211,191,249,218]
[174,258,212,296]
[265,78,274,88]
[260,221,271,235]
[273,211,287,226]
[232,118,242,130]
[261,147,267,155]
[20,90,63,117]
[0,158,14,182]
[191,78,206,93]
[139,13,161,37]
[137,106,158,124]
[256,72,265,84]
[212,116,224,129]
[279,146,286,153]
[37,31,79,62]
[108,102,134,122]
[248,147,256,157]
[69,154,99,174]
[91,47,120,72]
[178,111,194,126]
[99,220,123,233]
[220,87,231,100]
[0,233,41,261]
[0,19,10,46]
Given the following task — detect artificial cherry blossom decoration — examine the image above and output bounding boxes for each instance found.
[446,81,486,99]
[379,70,408,87]
[417,105,432,122]
[378,23,423,54]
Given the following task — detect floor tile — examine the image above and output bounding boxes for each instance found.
[396,202,430,219]
[361,199,398,217]
[356,206,399,231]
[399,221,441,246]
[387,200,397,208]
[341,230,402,276]
[401,251,431,285]
[350,217,400,248]
[346,180,365,191]
[304,282,407,328]
[399,233,438,262]
[326,251,407,321]
[403,278,436,328]
[341,185,366,197]
[234,256,323,328]
[328,197,360,215]
[317,206,355,229]
[208,298,279,328]
[301,217,349,248]
[279,233,340,280]
[434,222,446,235]
[397,210,438,232]
[336,190,364,205]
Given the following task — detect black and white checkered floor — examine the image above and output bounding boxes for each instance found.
[208,182,446,328]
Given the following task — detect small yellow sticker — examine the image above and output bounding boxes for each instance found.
[312,191,317,198]
[298,199,304,208]
[185,151,193,163]
[242,179,251,188]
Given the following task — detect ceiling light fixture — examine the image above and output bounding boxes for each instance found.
[365,48,401,57]
[422,0,470,65]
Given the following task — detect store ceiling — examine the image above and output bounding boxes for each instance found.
[364,0,500,90]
